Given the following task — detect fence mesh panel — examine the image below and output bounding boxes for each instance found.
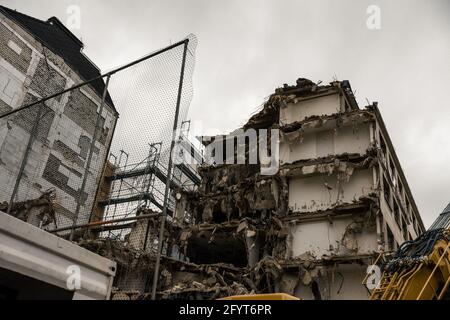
[0,34,197,249]
[0,75,114,233]
[100,36,197,240]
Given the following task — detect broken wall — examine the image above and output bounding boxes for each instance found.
[287,213,378,258]
[279,92,343,125]
[283,263,370,300]
[79,236,252,300]
[288,168,375,213]
[171,79,381,300]
[280,119,372,165]
[187,164,279,224]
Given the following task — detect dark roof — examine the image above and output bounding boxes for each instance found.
[340,80,359,110]
[443,203,450,214]
[429,202,450,230]
[0,5,115,110]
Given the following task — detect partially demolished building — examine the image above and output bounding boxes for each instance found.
[168,78,426,299]
[87,78,426,300]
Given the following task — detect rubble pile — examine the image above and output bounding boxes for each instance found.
[0,189,56,227]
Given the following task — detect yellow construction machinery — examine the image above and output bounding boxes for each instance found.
[369,203,450,300]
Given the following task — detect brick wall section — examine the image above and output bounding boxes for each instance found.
[0,99,11,114]
[30,58,66,102]
[0,22,32,74]
[64,88,107,144]
[11,93,55,144]
[53,140,85,167]
[42,153,88,205]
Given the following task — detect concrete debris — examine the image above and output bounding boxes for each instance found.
[156,281,250,300]
[80,236,253,300]
[252,256,283,291]
[110,289,141,300]
[279,110,375,135]
[279,152,377,179]
[0,189,56,227]
[243,78,334,131]
[78,238,156,269]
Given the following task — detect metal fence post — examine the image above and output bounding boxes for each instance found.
[7,103,44,215]
[151,39,189,300]
[70,75,111,240]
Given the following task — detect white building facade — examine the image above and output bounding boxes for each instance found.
[276,79,425,299]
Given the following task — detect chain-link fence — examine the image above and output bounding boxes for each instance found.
[0,32,198,244]
[0,11,201,297]
[98,36,198,236]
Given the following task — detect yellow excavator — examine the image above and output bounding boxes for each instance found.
[369,203,450,300]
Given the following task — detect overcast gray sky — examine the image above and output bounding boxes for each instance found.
[3,0,449,227]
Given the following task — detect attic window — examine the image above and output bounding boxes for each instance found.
[7,40,22,55]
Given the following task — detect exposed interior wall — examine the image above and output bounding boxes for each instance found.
[280,123,372,164]
[279,92,342,125]
[292,264,369,300]
[324,264,369,300]
[288,168,375,213]
[288,215,378,258]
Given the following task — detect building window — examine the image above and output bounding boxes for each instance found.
[387,226,395,251]
[383,176,391,208]
[405,198,412,223]
[402,218,408,241]
[379,133,387,154]
[394,201,400,227]
[412,214,417,235]
[389,159,396,186]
